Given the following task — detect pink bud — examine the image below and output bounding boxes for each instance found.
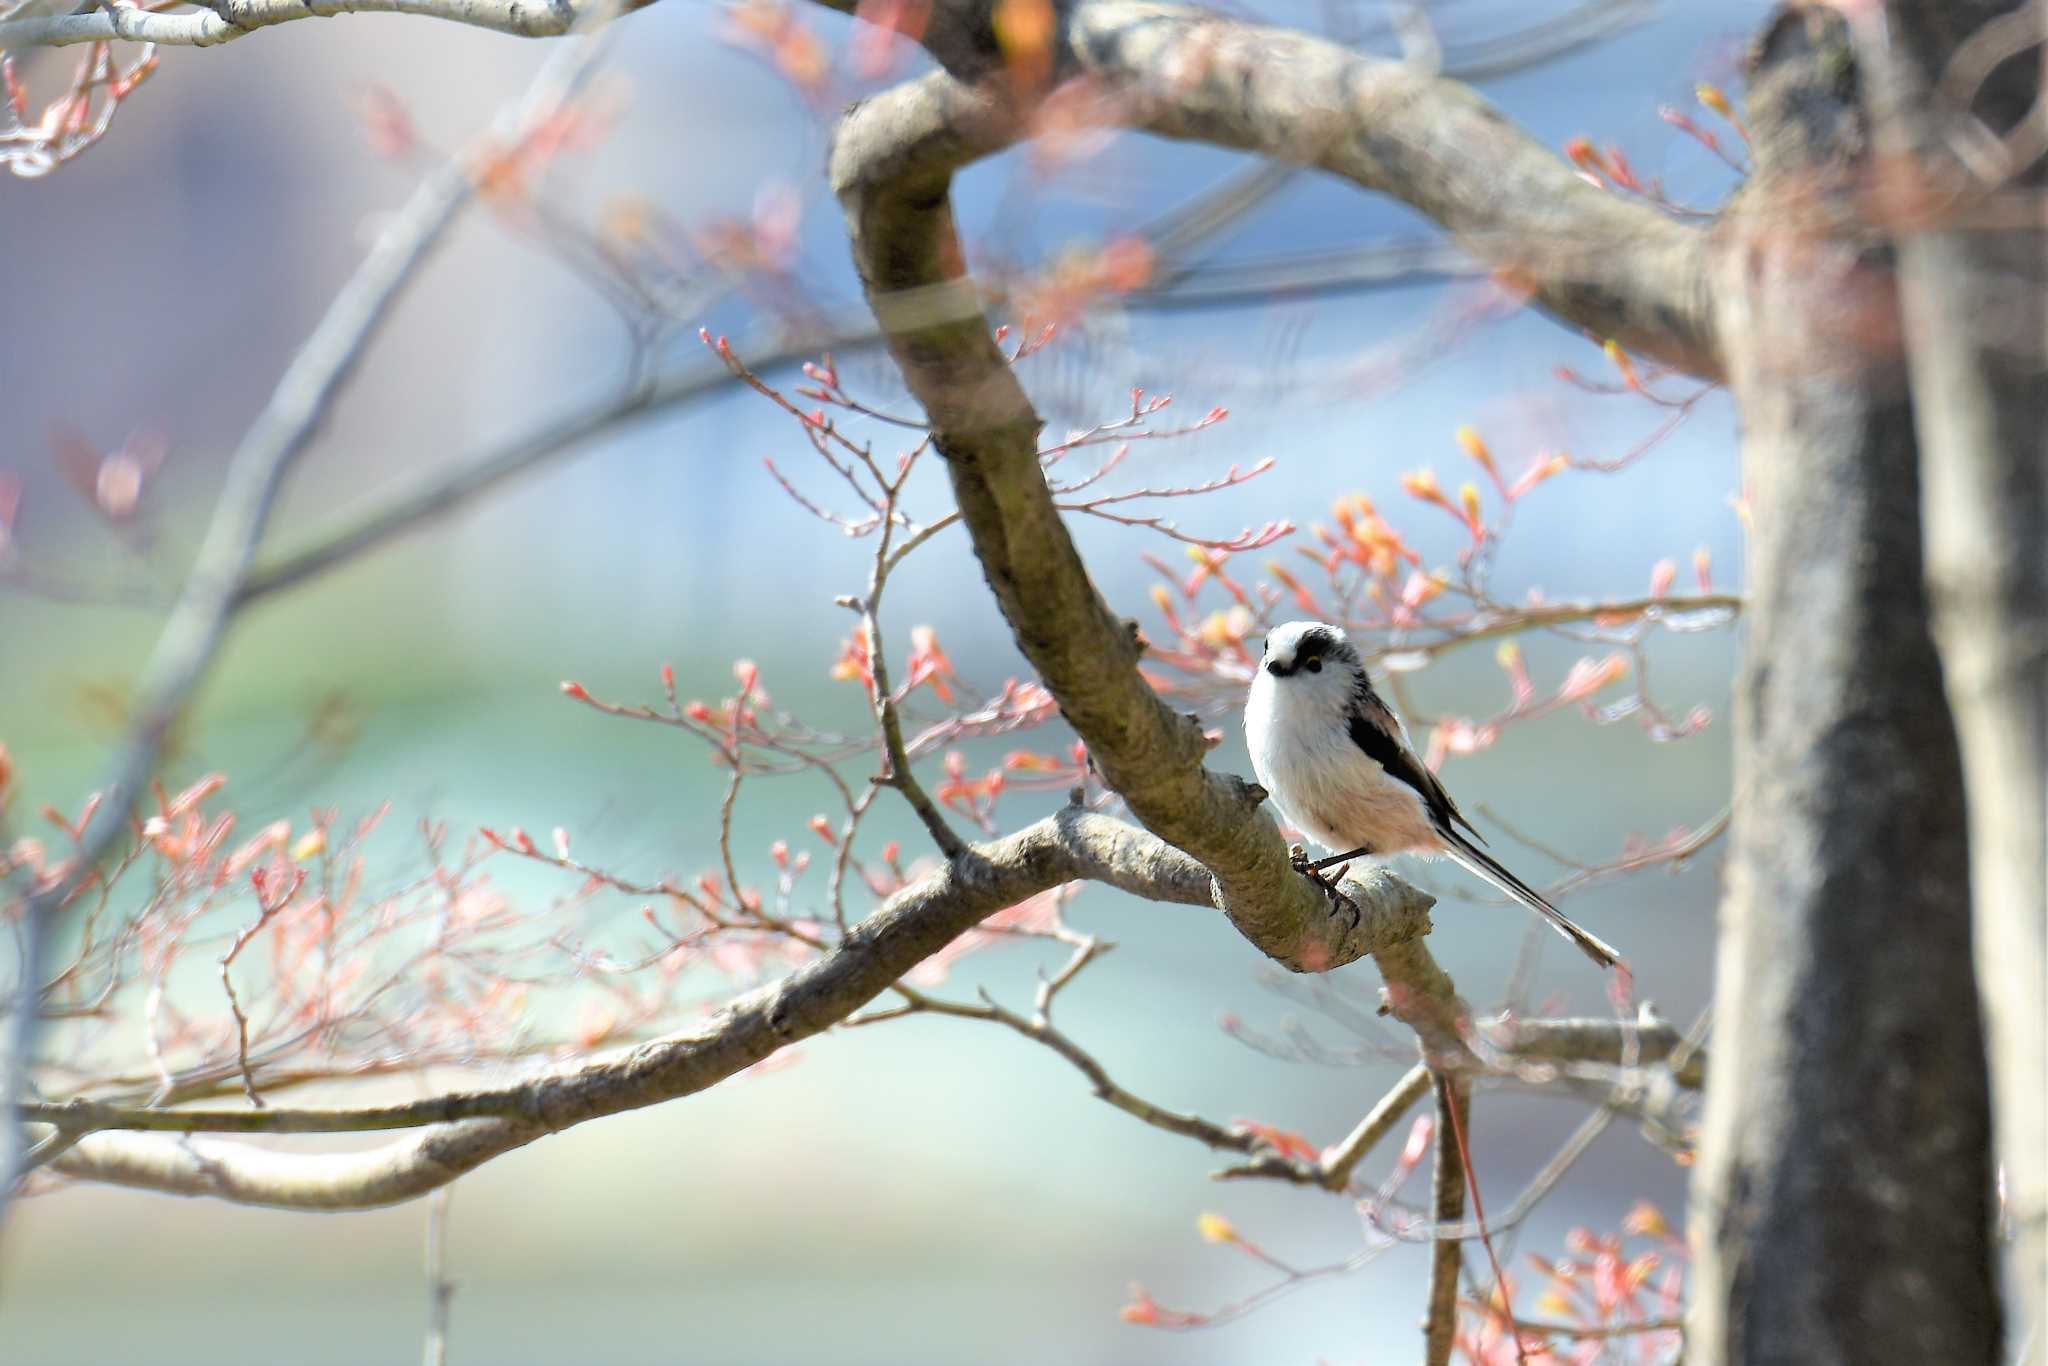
[1398,1114,1434,1169]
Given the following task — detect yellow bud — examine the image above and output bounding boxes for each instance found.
[1604,338,1640,388]
[1696,82,1733,118]
[1495,641,1522,670]
[1400,468,1440,499]
[1623,1199,1670,1239]
[290,828,326,861]
[1150,584,1173,611]
[1455,425,1494,472]
[1196,1212,1237,1243]
[1459,483,1483,523]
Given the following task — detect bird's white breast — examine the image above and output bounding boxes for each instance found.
[1245,669,1438,855]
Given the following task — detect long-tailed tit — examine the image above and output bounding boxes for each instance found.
[1245,621,1621,969]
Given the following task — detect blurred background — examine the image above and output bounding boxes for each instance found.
[2,1,1767,1361]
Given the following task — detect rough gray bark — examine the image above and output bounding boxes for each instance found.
[1853,2,2047,1349]
[1690,8,2001,1362]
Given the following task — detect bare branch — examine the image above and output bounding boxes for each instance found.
[422,1187,454,1366]
[832,4,1718,377]
[233,324,875,608]
[226,191,1416,613]
[36,808,1426,1207]
[832,66,1439,974]
[0,17,619,1226]
[1423,1073,1468,1366]
[0,0,582,51]
[1068,5,1720,374]
[1218,1061,1428,1190]
[1,114,475,1225]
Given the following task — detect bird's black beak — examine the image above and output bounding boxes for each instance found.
[1265,660,1284,676]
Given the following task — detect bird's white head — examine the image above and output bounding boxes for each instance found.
[1255,621,1365,713]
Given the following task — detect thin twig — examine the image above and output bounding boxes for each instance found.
[423,1187,454,1366]
[0,8,621,1239]
[1507,1314,1684,1342]
[1316,1063,1432,1191]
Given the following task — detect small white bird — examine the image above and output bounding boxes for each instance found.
[1245,621,1621,969]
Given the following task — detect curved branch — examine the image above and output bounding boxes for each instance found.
[831,4,1718,379]
[832,80,1413,971]
[39,808,1430,1207]
[1059,3,1720,375]
[0,0,580,50]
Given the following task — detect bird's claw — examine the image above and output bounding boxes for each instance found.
[1288,845,1361,932]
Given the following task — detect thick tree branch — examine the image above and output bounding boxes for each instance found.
[1,110,478,1235]
[36,808,1426,1207]
[1059,3,1719,376]
[827,3,1717,378]
[1484,1014,1705,1089]
[822,2,1703,977]
[831,67,1449,974]
[0,0,579,50]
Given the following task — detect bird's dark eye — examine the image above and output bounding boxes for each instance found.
[1304,656,1323,673]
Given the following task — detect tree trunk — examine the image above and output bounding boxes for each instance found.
[1855,1,2048,1349]
[1690,8,2001,1363]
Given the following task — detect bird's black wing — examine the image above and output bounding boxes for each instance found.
[1348,680,1620,968]
[1345,689,1489,845]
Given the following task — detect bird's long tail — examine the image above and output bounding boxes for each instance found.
[1439,830,1622,970]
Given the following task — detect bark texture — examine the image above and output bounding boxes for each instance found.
[45,809,1425,1208]
[1855,2,2047,1347]
[1690,8,2001,1362]
[831,73,1408,972]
